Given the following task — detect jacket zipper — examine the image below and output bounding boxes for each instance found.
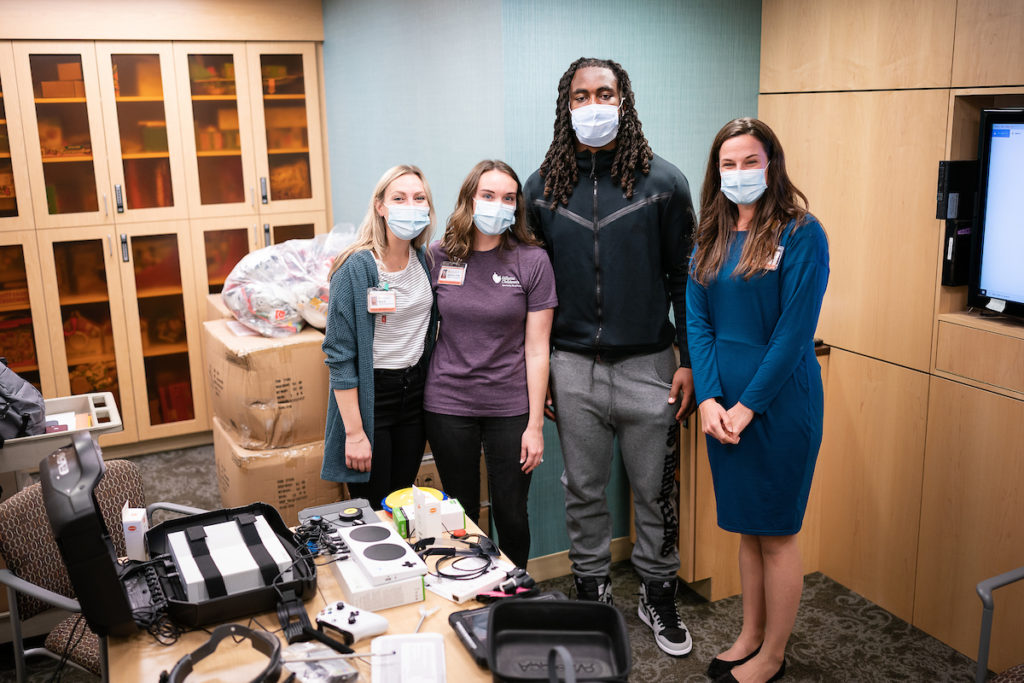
[591,153,603,348]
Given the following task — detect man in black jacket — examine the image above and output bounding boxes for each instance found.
[524,57,696,657]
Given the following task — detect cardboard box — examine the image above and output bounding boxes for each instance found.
[57,61,82,81]
[204,319,328,448]
[213,416,342,526]
[206,293,232,320]
[41,80,76,98]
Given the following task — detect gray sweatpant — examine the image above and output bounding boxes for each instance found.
[550,347,681,581]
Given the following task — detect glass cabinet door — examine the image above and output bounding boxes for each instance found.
[36,228,137,445]
[174,43,257,219]
[0,42,35,230]
[247,43,324,215]
[95,43,187,223]
[13,42,110,228]
[258,211,327,247]
[119,223,207,437]
[190,217,259,325]
[0,233,54,396]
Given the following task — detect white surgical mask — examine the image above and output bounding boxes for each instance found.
[473,200,516,236]
[385,204,430,240]
[570,103,620,147]
[720,164,769,205]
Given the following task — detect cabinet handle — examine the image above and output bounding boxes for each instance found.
[260,177,269,205]
[103,193,109,217]
[114,184,124,213]
[120,234,129,262]
[250,186,256,209]
[106,235,113,257]
[252,224,258,245]
[263,223,271,247]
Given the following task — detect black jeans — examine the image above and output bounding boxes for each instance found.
[424,411,532,568]
[348,364,426,509]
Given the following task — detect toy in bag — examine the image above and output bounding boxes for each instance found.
[0,357,45,447]
[221,224,356,337]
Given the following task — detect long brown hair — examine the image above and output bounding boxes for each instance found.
[691,118,808,285]
[538,57,653,209]
[329,165,436,279]
[440,160,541,262]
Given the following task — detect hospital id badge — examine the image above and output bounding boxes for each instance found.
[438,261,467,286]
[766,245,785,271]
[367,287,397,313]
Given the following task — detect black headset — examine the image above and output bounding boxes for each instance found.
[159,623,282,683]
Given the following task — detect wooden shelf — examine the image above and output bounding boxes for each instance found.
[263,94,304,100]
[115,96,165,103]
[0,301,30,313]
[8,362,39,373]
[41,155,93,163]
[196,149,241,157]
[35,97,87,104]
[937,310,1024,340]
[60,292,110,306]
[142,341,188,358]
[191,94,237,101]
[123,152,170,160]
[136,285,183,298]
[268,147,308,155]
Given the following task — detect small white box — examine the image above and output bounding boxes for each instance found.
[393,499,466,539]
[330,556,424,612]
[121,502,149,561]
[167,515,292,602]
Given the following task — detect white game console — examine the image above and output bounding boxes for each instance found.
[315,600,388,644]
[330,553,425,612]
[336,523,428,586]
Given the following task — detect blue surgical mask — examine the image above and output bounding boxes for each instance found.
[720,164,769,205]
[385,204,430,240]
[570,103,620,147]
[473,200,516,236]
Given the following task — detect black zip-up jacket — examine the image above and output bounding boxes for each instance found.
[524,149,695,366]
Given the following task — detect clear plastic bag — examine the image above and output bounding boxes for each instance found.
[221,224,356,337]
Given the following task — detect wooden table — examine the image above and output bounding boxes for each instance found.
[107,520,494,682]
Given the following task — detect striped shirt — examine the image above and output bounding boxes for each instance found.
[372,246,433,369]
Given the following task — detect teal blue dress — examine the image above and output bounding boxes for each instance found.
[686,217,829,535]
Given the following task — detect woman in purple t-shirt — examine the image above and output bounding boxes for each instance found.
[424,160,557,568]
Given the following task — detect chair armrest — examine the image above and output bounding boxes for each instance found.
[976,565,1024,609]
[0,568,81,613]
[146,502,207,519]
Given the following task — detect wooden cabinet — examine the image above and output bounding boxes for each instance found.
[759,89,949,372]
[174,42,325,220]
[2,37,326,452]
[0,43,34,231]
[816,349,929,623]
[914,377,1024,673]
[0,232,54,397]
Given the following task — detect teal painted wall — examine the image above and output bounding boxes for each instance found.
[322,0,761,560]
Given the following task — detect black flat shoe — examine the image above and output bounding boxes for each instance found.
[715,660,786,683]
[706,645,761,679]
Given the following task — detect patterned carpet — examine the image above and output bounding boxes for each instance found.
[0,445,984,682]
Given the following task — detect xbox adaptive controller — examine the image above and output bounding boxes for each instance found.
[315,601,388,645]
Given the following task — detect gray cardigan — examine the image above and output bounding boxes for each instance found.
[320,247,436,482]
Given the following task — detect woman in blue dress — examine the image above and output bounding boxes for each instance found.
[687,118,829,683]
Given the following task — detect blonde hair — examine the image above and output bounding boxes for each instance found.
[329,165,436,278]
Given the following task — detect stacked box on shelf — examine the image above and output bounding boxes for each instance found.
[203,319,340,524]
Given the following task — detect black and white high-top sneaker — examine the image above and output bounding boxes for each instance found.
[638,577,692,656]
[572,574,613,605]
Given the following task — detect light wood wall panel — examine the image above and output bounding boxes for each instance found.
[816,350,929,622]
[759,90,948,371]
[951,0,1024,87]
[0,0,324,41]
[914,378,1024,672]
[935,317,1024,395]
[760,0,956,93]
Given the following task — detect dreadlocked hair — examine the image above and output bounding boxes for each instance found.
[538,57,653,209]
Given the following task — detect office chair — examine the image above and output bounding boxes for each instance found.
[975,564,1024,683]
[0,458,204,682]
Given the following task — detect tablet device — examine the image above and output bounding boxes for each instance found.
[447,590,566,667]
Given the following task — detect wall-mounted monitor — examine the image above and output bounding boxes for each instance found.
[968,109,1024,320]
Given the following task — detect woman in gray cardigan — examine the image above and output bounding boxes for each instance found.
[321,165,439,508]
